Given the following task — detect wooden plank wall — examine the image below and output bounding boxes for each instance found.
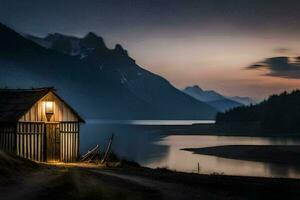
[1,122,80,162]
[16,122,45,162]
[19,92,79,122]
[0,125,15,153]
[60,122,79,162]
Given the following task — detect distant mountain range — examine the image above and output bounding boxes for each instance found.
[0,23,217,120]
[183,85,256,112]
[229,96,257,106]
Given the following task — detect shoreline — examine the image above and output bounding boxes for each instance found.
[85,120,300,137]
[125,123,300,137]
[182,145,300,167]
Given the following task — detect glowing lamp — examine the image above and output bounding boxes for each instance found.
[44,101,54,121]
[45,101,54,114]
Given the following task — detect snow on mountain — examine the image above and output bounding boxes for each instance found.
[0,23,217,119]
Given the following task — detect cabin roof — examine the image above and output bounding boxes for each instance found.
[0,87,85,123]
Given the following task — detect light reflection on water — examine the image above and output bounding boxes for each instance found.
[87,119,215,125]
[151,135,300,178]
[80,121,300,178]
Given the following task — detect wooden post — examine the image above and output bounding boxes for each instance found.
[77,123,80,161]
[43,123,47,162]
[101,133,114,164]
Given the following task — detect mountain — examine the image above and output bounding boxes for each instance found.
[230,96,257,106]
[0,23,217,120]
[28,32,108,58]
[183,85,242,112]
[216,90,300,132]
[183,85,224,102]
[208,99,243,112]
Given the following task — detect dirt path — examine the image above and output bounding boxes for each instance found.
[90,169,214,200]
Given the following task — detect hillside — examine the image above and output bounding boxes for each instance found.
[0,23,217,120]
[0,151,39,186]
[216,90,300,131]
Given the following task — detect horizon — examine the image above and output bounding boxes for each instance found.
[1,0,300,99]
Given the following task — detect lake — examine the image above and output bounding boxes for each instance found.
[80,120,300,178]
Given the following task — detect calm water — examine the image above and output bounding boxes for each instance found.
[80,120,300,178]
[87,119,215,125]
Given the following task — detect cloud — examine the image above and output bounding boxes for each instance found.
[273,48,292,54]
[246,56,300,79]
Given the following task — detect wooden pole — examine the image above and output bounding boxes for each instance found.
[101,133,114,164]
[80,144,99,161]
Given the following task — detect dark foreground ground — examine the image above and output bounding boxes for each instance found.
[1,151,300,200]
[182,145,300,166]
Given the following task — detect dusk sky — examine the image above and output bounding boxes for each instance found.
[1,0,300,99]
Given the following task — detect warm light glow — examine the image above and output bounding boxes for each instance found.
[45,101,54,114]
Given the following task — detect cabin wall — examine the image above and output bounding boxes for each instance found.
[16,122,45,162]
[19,92,78,122]
[60,122,80,162]
[15,122,79,162]
[0,124,16,153]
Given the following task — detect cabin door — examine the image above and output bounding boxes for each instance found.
[46,123,60,162]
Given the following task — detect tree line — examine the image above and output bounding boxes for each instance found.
[216,90,300,131]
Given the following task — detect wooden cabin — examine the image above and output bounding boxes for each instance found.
[0,88,85,162]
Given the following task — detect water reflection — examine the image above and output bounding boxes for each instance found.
[157,135,300,178]
[80,123,300,178]
[87,119,215,125]
[80,124,169,164]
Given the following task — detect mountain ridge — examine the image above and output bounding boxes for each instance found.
[183,85,244,112]
[0,22,217,119]
[230,96,257,106]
